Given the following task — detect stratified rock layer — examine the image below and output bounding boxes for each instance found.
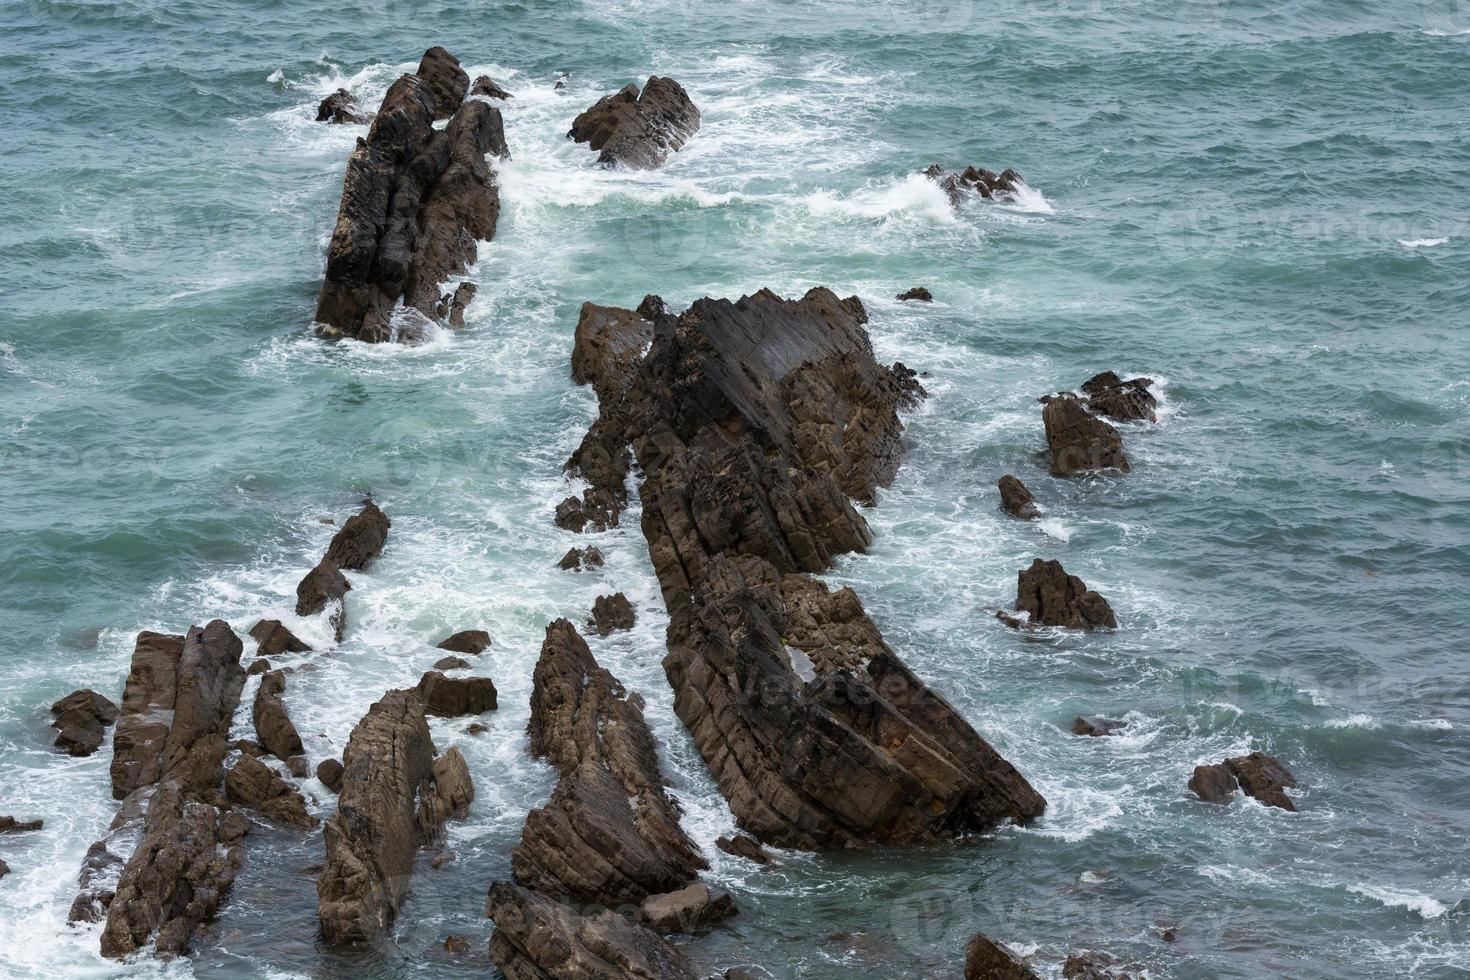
[569,76,700,170]
[253,669,305,762]
[965,932,1041,980]
[565,286,1045,848]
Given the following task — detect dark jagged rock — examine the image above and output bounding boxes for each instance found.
[1191,752,1298,811]
[318,690,471,944]
[433,655,471,671]
[0,816,43,833]
[51,689,119,757]
[315,49,507,342]
[326,500,391,570]
[896,287,933,302]
[589,592,636,636]
[316,758,344,793]
[558,546,603,571]
[563,286,1045,848]
[1064,950,1134,979]
[415,671,498,717]
[998,475,1041,520]
[317,88,369,125]
[1073,715,1126,737]
[924,164,1025,207]
[436,629,491,654]
[486,881,696,980]
[716,833,772,865]
[249,619,312,656]
[471,75,512,100]
[569,76,701,170]
[234,738,265,757]
[225,755,316,829]
[1081,371,1158,423]
[253,670,305,762]
[637,882,738,934]
[1042,394,1129,475]
[111,631,185,799]
[295,558,349,641]
[965,932,1040,980]
[436,281,476,327]
[416,46,470,119]
[1000,559,1117,630]
[513,620,705,904]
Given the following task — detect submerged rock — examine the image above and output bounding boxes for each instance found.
[964,932,1040,980]
[563,286,1045,848]
[1001,559,1117,630]
[315,48,507,342]
[470,74,512,100]
[415,670,498,717]
[716,833,772,865]
[325,500,391,571]
[1191,752,1298,811]
[436,629,491,654]
[433,655,471,671]
[998,474,1041,520]
[1073,715,1126,737]
[1042,394,1130,475]
[316,88,368,125]
[51,688,119,757]
[318,689,472,944]
[896,286,933,302]
[0,816,43,833]
[924,164,1025,207]
[569,76,700,169]
[1064,950,1134,979]
[589,592,636,635]
[1081,371,1158,423]
[295,558,350,641]
[486,881,696,980]
[248,619,311,656]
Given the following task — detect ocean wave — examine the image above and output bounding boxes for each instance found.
[1399,237,1449,248]
[1347,883,1449,920]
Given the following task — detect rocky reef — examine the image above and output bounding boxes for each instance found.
[569,76,700,169]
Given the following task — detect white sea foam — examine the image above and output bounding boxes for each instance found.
[1347,884,1449,919]
[803,174,956,224]
[1324,713,1380,730]
[1037,517,1071,542]
[1398,237,1449,248]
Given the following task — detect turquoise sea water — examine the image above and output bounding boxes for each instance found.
[2,1,1469,976]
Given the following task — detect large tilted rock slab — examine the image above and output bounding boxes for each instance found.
[569,76,700,170]
[486,881,695,980]
[110,631,185,799]
[295,557,350,641]
[999,559,1117,630]
[512,619,705,904]
[225,755,316,829]
[158,621,246,796]
[315,48,507,342]
[318,689,472,944]
[566,287,1045,848]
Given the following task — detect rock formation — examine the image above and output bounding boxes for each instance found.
[589,592,636,635]
[225,755,316,829]
[253,669,306,764]
[998,475,1041,520]
[924,164,1025,207]
[437,629,491,654]
[1190,752,1298,811]
[1073,715,1126,737]
[325,499,391,570]
[1064,950,1134,979]
[558,545,604,571]
[562,286,1046,848]
[51,688,119,757]
[637,882,738,934]
[316,88,368,125]
[471,74,513,100]
[317,689,472,944]
[569,76,700,169]
[1042,394,1130,475]
[1000,559,1117,630]
[0,816,42,833]
[315,48,508,342]
[316,758,344,794]
[110,631,185,799]
[1080,371,1158,423]
[249,619,311,656]
[715,833,772,865]
[415,670,498,716]
[964,932,1040,980]
[295,558,350,641]
[433,655,471,671]
[896,286,932,302]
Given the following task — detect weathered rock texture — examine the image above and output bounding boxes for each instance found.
[923,164,1025,207]
[1190,752,1298,811]
[486,881,695,980]
[416,670,498,717]
[326,500,391,570]
[1000,559,1117,631]
[965,932,1040,980]
[317,88,368,125]
[249,619,311,656]
[225,755,316,829]
[1073,715,1126,737]
[998,475,1040,520]
[437,628,491,654]
[253,669,305,762]
[315,48,508,342]
[513,619,705,904]
[589,592,636,635]
[569,76,700,170]
[564,286,1046,848]
[637,882,738,934]
[317,689,472,944]
[896,286,933,302]
[1042,394,1130,475]
[51,688,119,757]
[1080,371,1158,423]
[295,558,349,641]
[110,631,185,799]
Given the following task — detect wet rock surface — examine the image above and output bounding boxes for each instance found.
[51,688,119,757]
[637,882,739,934]
[315,48,507,342]
[110,631,185,799]
[715,833,772,865]
[1042,394,1130,475]
[415,670,498,717]
[316,88,368,125]
[471,74,512,100]
[896,286,933,302]
[248,619,311,656]
[325,500,391,571]
[924,163,1025,206]
[1191,752,1298,810]
[0,816,43,833]
[225,755,316,829]
[998,474,1041,520]
[558,546,604,571]
[317,758,345,794]
[569,76,701,169]
[437,629,491,654]
[1081,371,1158,423]
[253,669,305,762]
[563,286,1045,848]
[295,558,350,641]
[1001,559,1117,630]
[1073,715,1126,737]
[589,592,636,635]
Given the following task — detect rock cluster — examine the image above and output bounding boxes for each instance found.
[1041,394,1130,475]
[561,286,1046,847]
[569,76,700,169]
[50,688,119,756]
[318,689,473,944]
[896,286,933,302]
[1189,752,1298,811]
[315,47,508,342]
[999,559,1117,630]
[225,755,316,828]
[415,670,498,717]
[923,164,1025,207]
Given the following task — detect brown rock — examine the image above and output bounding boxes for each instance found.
[158,621,246,796]
[325,500,391,571]
[896,287,933,302]
[52,706,107,756]
[637,882,738,934]
[1227,751,1298,811]
[470,75,512,100]
[415,671,498,717]
[253,670,305,763]
[225,755,317,828]
[569,76,701,169]
[1042,394,1129,475]
[998,475,1041,520]
[316,88,368,125]
[1073,716,1126,737]
[1081,371,1158,423]
[589,592,636,635]
[52,689,120,724]
[316,758,345,793]
[1064,950,1133,979]
[436,629,491,654]
[0,816,43,833]
[248,619,311,656]
[443,932,473,953]
[558,546,604,571]
[416,46,469,119]
[1002,559,1117,630]
[433,655,471,671]
[247,658,272,676]
[295,558,349,641]
[110,631,185,799]
[715,833,772,865]
[1188,762,1238,804]
[964,932,1040,980]
[924,163,1025,206]
[466,723,489,736]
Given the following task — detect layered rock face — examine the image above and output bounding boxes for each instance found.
[964,932,1040,980]
[110,631,185,799]
[1000,559,1117,630]
[569,76,700,169]
[317,689,472,944]
[325,500,391,570]
[564,286,1046,848]
[512,619,705,905]
[317,88,368,125]
[248,619,311,656]
[253,669,306,764]
[315,48,507,342]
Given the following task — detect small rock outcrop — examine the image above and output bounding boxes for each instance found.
[568,76,701,169]
[225,755,316,829]
[1063,950,1134,979]
[486,881,695,979]
[1000,559,1117,630]
[325,500,391,570]
[1190,752,1298,811]
[315,48,508,342]
[317,689,472,944]
[253,670,305,762]
[295,558,350,641]
[715,833,772,865]
[51,688,119,757]
[1042,394,1130,475]
[965,932,1040,980]
[437,629,491,654]
[433,655,471,671]
[248,619,311,656]
[637,882,738,934]
[998,475,1041,520]
[558,546,603,571]
[471,75,512,99]
[896,287,933,302]
[1081,371,1158,423]
[415,671,498,717]
[924,164,1025,207]
[1073,715,1126,737]
[316,88,368,125]
[513,619,706,904]
[589,592,636,635]
[316,758,345,794]
[0,816,43,833]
